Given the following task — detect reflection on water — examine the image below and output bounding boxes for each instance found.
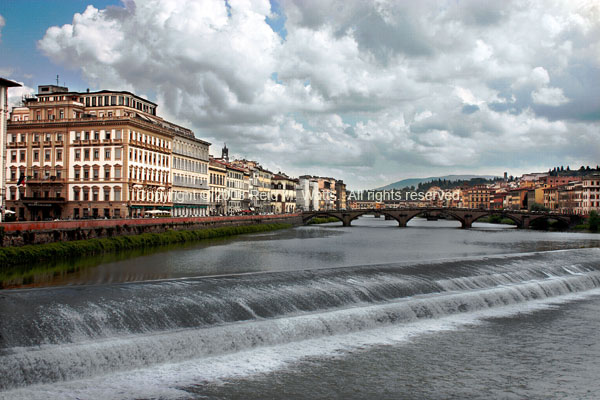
[2,216,600,289]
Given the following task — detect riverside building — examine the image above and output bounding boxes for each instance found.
[172,133,210,217]
[4,84,192,220]
[209,158,227,215]
[271,173,298,213]
[0,78,21,222]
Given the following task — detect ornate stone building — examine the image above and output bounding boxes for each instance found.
[5,84,189,220]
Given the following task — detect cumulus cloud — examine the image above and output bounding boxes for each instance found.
[7,83,36,108]
[37,0,600,188]
[532,87,570,106]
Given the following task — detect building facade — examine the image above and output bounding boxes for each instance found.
[225,164,246,214]
[271,174,297,214]
[209,158,226,215]
[172,133,210,217]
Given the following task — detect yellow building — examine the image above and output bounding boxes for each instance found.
[209,158,227,215]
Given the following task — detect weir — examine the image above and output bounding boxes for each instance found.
[0,248,599,392]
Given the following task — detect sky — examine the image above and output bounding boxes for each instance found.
[1,0,599,190]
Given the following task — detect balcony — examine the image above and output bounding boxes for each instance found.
[43,140,52,147]
[32,141,41,147]
[173,180,209,190]
[21,196,67,205]
[7,142,17,148]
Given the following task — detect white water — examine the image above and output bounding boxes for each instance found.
[4,288,600,400]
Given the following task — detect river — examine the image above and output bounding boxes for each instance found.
[1,216,600,399]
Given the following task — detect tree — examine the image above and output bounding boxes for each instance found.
[529,203,549,212]
[589,210,599,233]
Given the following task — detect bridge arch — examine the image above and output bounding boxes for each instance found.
[401,209,467,227]
[302,211,344,225]
[470,212,521,228]
[526,214,571,230]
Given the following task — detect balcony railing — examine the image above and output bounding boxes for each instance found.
[172,197,210,205]
[21,196,66,203]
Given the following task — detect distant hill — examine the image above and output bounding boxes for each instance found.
[376,175,499,190]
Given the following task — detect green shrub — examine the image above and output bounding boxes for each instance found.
[0,223,292,268]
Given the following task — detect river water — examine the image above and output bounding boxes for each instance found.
[1,216,600,399]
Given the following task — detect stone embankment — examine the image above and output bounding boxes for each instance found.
[0,214,302,247]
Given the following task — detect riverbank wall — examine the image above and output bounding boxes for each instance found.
[0,214,303,247]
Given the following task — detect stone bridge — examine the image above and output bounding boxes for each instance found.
[302,208,583,229]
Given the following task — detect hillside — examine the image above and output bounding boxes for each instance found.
[376,175,499,190]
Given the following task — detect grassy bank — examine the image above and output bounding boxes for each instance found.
[308,217,341,225]
[0,223,292,269]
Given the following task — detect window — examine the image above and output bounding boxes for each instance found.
[84,168,90,180]
[93,168,99,180]
[75,149,81,160]
[93,149,100,160]
[115,148,122,160]
[104,188,111,201]
[10,170,16,180]
[74,167,81,180]
[11,151,16,162]
[33,150,39,161]
[94,131,100,140]
[56,168,62,179]
[105,130,111,140]
[84,149,90,160]
[73,188,80,201]
[75,131,81,140]
[92,189,99,202]
[83,188,89,201]
[105,149,111,159]
[111,96,116,105]
[114,187,121,201]
[56,149,62,161]
[45,150,51,162]
[84,131,90,140]
[59,110,64,119]
[104,167,110,179]
[45,133,51,142]
[115,167,122,179]
[115,129,122,140]
[19,151,25,162]
[57,133,63,142]
[34,133,40,142]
